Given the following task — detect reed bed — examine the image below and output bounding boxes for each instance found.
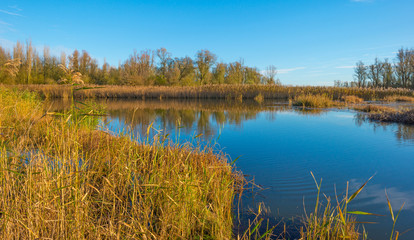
[368,109,414,124]
[9,84,414,101]
[292,94,340,108]
[354,104,414,124]
[342,95,364,104]
[353,104,396,113]
[0,88,246,239]
[383,95,414,102]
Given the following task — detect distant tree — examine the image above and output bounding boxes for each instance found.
[156,48,171,77]
[263,65,277,85]
[354,61,367,88]
[367,58,383,88]
[175,56,195,85]
[25,39,33,84]
[121,50,155,85]
[395,48,412,88]
[226,60,244,84]
[243,67,261,84]
[212,62,226,84]
[69,49,80,72]
[381,59,394,88]
[196,50,216,85]
[79,50,92,77]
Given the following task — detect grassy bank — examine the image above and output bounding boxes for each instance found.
[10,84,414,101]
[354,104,414,124]
[0,88,244,239]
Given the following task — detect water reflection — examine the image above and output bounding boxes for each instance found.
[45,99,414,239]
[45,99,414,143]
[355,113,414,143]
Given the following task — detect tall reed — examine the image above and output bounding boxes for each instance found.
[0,87,244,239]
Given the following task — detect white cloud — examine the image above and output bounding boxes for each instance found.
[0,20,11,26]
[0,9,23,17]
[278,67,306,74]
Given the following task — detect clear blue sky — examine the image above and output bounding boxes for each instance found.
[1,0,413,85]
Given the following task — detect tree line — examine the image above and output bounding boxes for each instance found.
[0,40,279,86]
[335,47,414,89]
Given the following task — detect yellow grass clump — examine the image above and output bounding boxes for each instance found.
[383,95,414,102]
[342,95,364,104]
[0,87,245,239]
[353,104,396,113]
[292,94,337,108]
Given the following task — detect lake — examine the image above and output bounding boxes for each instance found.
[47,99,414,239]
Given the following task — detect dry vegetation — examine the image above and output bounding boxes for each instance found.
[354,104,414,124]
[383,95,414,102]
[353,104,396,113]
[368,109,414,124]
[292,94,341,108]
[0,88,246,239]
[9,84,414,101]
[0,88,407,239]
[342,95,364,104]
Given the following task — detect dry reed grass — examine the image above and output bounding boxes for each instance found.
[342,95,364,104]
[0,88,247,239]
[292,94,340,108]
[353,104,396,113]
[368,109,414,124]
[8,84,414,101]
[383,95,414,102]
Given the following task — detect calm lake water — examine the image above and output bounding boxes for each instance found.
[48,99,414,239]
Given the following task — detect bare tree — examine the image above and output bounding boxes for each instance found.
[264,65,277,85]
[354,61,367,88]
[367,58,383,87]
[395,48,411,88]
[381,59,394,88]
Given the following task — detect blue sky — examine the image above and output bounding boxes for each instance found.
[1,0,413,85]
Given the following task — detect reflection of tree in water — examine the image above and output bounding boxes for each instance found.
[97,100,286,138]
[44,99,309,139]
[354,113,414,143]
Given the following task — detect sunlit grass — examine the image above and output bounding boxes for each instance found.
[383,95,414,102]
[342,95,364,104]
[292,94,339,108]
[11,84,414,101]
[0,87,245,239]
[1,87,410,239]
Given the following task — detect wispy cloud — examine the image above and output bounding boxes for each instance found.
[335,65,355,69]
[8,5,22,12]
[0,9,23,17]
[0,20,12,26]
[278,67,306,74]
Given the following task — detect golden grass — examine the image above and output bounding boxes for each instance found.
[300,173,369,240]
[342,95,364,104]
[354,104,414,124]
[292,94,339,108]
[353,104,396,113]
[383,95,414,102]
[368,109,414,124]
[8,84,414,101]
[1,88,408,239]
[0,88,246,239]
